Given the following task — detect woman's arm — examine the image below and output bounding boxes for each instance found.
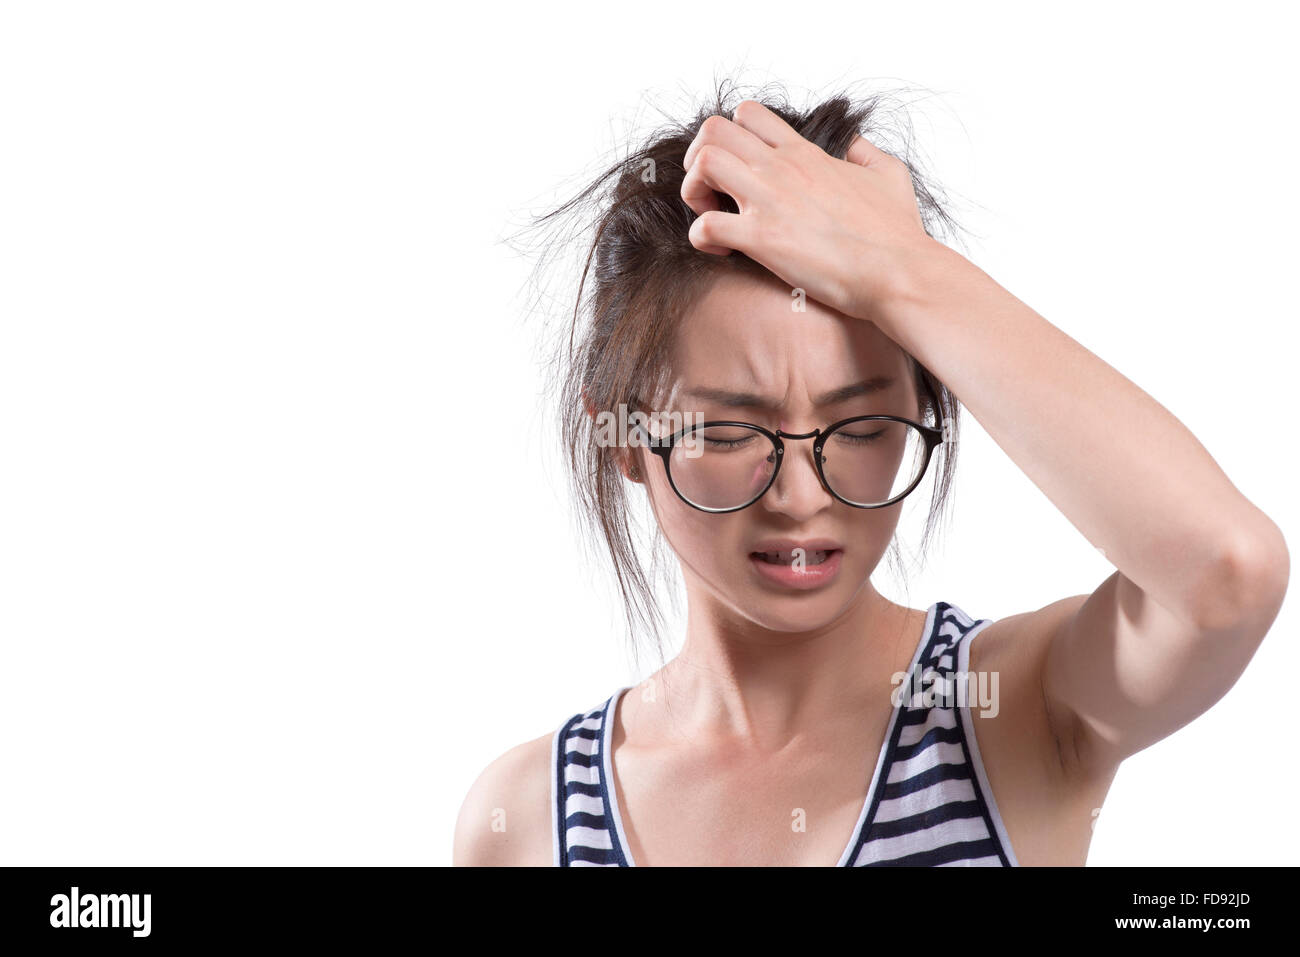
[872,236,1289,774]
[679,99,1290,777]
[876,237,1287,631]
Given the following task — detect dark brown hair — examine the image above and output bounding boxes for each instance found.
[511,78,971,673]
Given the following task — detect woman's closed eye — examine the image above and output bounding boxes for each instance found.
[703,434,761,450]
[831,426,889,445]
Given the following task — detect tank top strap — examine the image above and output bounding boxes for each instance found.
[844,600,1019,866]
[551,689,631,866]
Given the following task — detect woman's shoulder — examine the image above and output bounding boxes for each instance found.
[453,727,556,866]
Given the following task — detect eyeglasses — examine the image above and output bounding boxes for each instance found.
[631,412,945,513]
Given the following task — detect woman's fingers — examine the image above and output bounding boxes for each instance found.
[729,99,803,149]
[683,113,770,172]
[846,133,894,169]
[679,143,761,216]
[687,209,748,257]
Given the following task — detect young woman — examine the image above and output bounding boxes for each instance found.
[453,82,1289,866]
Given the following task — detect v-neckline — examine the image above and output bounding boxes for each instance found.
[598,601,940,867]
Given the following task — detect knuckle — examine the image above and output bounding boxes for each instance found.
[777,149,814,184]
[732,99,759,124]
[796,136,823,158]
[700,114,729,137]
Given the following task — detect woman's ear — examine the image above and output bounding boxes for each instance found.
[616,447,643,484]
[584,386,645,483]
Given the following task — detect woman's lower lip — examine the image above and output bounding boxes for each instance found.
[748,550,843,590]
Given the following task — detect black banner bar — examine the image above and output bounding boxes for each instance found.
[0,865,1286,946]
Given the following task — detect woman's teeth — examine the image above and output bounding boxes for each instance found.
[755,550,830,565]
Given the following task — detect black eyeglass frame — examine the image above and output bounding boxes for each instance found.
[632,413,946,514]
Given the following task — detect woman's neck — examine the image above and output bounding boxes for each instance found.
[629,584,919,747]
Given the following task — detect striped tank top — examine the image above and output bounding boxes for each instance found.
[551,600,1019,866]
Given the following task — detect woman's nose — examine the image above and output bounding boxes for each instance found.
[763,439,833,515]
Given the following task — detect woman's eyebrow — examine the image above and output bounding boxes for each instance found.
[682,375,896,410]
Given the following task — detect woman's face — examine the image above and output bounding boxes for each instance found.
[631,269,924,634]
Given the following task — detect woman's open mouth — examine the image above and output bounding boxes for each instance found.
[752,549,834,565]
[747,544,843,589]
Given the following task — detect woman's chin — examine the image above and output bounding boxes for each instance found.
[729,586,860,635]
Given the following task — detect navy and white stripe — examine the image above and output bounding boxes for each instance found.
[551,696,633,866]
[843,601,1017,865]
[551,600,1018,867]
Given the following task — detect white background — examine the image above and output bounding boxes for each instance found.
[1,1,1295,866]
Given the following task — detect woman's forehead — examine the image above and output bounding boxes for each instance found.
[666,271,909,394]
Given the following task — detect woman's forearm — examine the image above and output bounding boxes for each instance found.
[868,238,1288,629]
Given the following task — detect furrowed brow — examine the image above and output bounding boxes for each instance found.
[682,375,896,411]
[812,375,896,406]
